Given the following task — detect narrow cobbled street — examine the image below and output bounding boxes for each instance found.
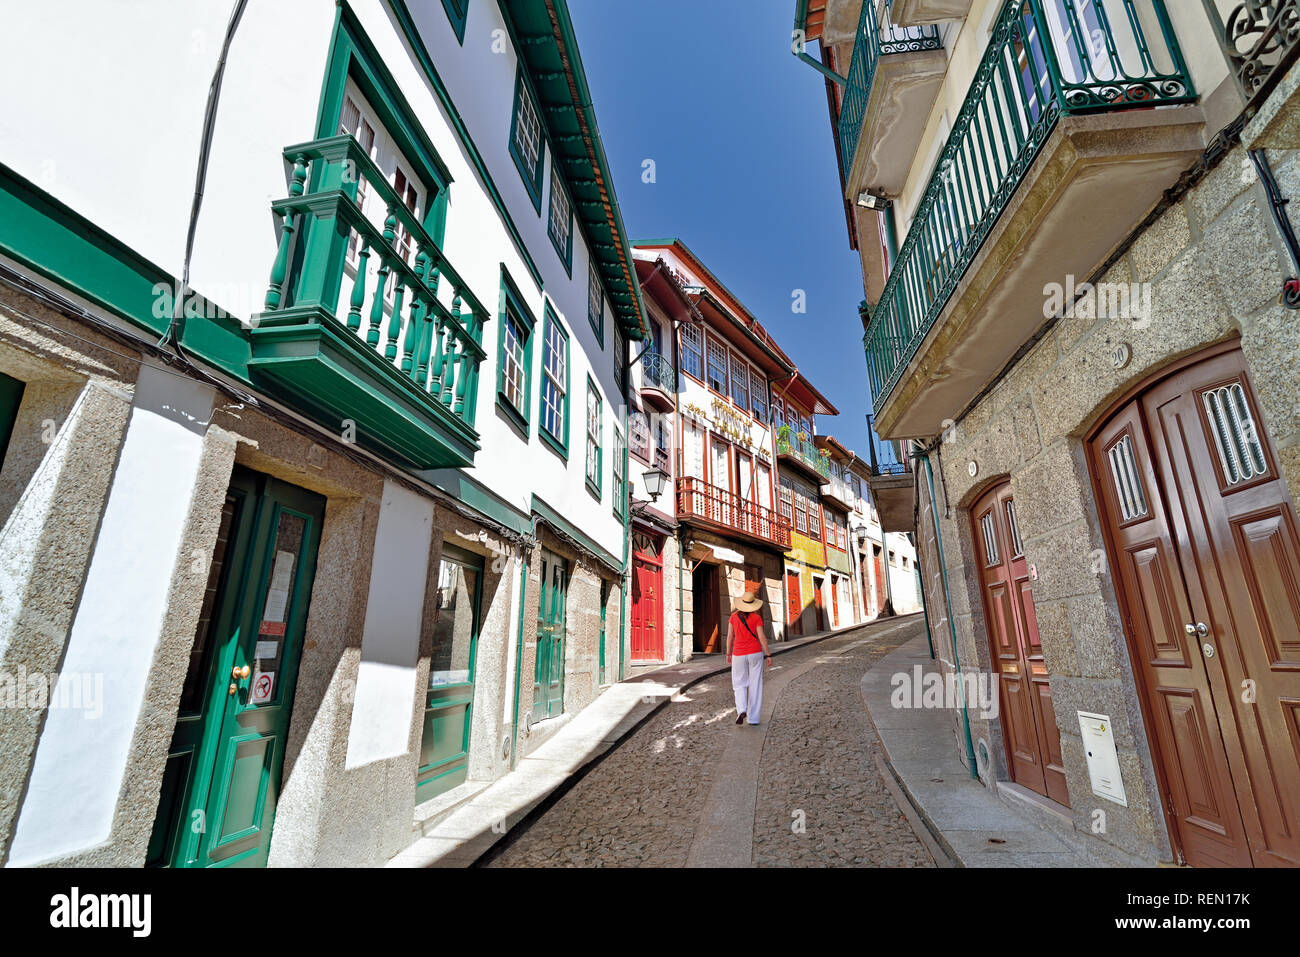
[487,616,933,868]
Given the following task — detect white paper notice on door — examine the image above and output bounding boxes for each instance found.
[260,549,296,636]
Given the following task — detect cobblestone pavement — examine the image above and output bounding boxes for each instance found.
[488,617,932,867]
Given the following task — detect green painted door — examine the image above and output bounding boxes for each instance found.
[147,466,324,868]
[533,550,567,721]
[416,544,482,804]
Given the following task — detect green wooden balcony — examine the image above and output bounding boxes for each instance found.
[249,135,488,470]
[776,429,831,480]
[863,0,1197,437]
[838,1,943,186]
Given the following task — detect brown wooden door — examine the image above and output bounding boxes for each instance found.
[973,481,1070,806]
[1091,344,1300,867]
[693,562,721,654]
[813,577,826,631]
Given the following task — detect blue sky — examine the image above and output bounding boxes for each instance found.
[568,0,880,458]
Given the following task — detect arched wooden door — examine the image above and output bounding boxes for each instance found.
[973,481,1070,806]
[1089,343,1300,867]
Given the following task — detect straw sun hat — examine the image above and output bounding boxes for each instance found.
[734,579,764,613]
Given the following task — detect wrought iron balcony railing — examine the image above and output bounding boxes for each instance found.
[1203,0,1300,111]
[251,135,489,468]
[640,349,676,393]
[862,0,1193,414]
[839,0,943,179]
[776,430,831,479]
[677,476,792,548]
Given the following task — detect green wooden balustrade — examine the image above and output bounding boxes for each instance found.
[839,0,943,180]
[862,0,1194,414]
[252,135,490,469]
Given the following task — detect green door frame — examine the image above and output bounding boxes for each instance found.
[533,549,566,720]
[416,543,484,804]
[149,466,325,868]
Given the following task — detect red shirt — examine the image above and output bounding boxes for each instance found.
[731,611,764,656]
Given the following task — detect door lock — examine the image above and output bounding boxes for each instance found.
[1202,642,1215,659]
[232,664,251,680]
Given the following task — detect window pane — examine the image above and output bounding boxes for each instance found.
[513,81,541,176]
[549,165,571,258]
[729,353,749,410]
[542,320,566,441]
[588,261,603,336]
[430,561,479,685]
[750,368,767,421]
[681,323,703,379]
[706,339,728,393]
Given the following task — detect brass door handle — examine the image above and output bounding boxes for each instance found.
[232,665,250,680]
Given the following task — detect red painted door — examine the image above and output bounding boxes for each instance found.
[872,546,885,614]
[831,579,840,627]
[812,577,826,632]
[630,554,663,662]
[973,481,1069,806]
[785,571,802,637]
[1091,344,1300,867]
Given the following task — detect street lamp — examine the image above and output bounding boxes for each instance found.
[856,190,892,211]
[641,466,668,502]
[853,524,870,550]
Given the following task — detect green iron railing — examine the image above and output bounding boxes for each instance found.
[776,430,832,479]
[862,0,1194,413]
[839,0,943,179]
[260,135,489,431]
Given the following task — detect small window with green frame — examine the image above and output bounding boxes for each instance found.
[317,11,452,238]
[587,258,604,346]
[509,68,545,212]
[585,377,602,500]
[613,324,627,400]
[496,266,536,436]
[539,305,569,458]
[612,424,626,521]
[548,163,573,273]
[439,0,469,43]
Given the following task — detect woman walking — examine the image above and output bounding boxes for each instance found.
[726,580,771,726]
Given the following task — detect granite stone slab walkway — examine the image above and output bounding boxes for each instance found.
[483,614,933,868]
[861,634,1103,867]
[387,621,874,868]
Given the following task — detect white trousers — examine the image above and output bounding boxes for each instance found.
[731,652,764,724]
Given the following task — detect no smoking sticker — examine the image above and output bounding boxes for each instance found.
[251,672,275,704]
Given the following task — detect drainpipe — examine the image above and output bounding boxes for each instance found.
[508,521,536,772]
[921,451,978,779]
[882,203,900,270]
[911,449,935,660]
[619,410,630,682]
[794,48,847,86]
